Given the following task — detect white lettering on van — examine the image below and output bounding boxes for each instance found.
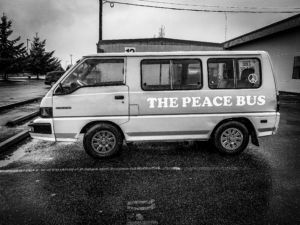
[147,95,266,108]
[246,95,257,106]
[147,98,157,108]
[257,95,266,105]
[182,97,191,107]
[202,97,213,107]
[212,96,222,107]
[236,96,246,106]
[157,98,169,108]
[223,96,233,106]
[192,97,201,107]
[169,98,179,107]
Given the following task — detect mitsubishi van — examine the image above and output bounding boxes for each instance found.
[28,51,280,159]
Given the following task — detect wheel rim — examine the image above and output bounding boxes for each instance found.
[92,130,116,154]
[220,128,243,151]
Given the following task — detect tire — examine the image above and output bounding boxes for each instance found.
[213,121,249,155]
[83,123,123,159]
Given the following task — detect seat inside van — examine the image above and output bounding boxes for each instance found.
[237,68,254,88]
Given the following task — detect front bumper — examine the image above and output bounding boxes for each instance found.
[28,118,56,141]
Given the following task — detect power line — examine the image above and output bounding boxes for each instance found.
[137,0,300,11]
[108,1,300,13]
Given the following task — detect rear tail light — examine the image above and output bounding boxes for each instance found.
[276,94,280,112]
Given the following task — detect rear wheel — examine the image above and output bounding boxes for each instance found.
[213,121,249,155]
[83,123,123,159]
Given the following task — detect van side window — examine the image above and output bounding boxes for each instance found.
[56,58,124,94]
[208,58,261,89]
[141,59,202,91]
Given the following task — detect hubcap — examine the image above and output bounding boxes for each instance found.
[221,128,243,151]
[92,131,116,154]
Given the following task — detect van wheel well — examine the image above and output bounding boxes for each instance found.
[80,121,124,139]
[210,118,259,146]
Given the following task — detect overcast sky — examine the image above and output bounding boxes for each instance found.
[1,0,300,69]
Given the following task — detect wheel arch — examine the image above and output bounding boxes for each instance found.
[80,121,125,139]
[210,117,259,146]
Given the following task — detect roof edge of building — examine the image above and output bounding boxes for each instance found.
[223,13,300,49]
[98,37,223,47]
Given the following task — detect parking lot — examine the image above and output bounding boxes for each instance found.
[0,106,300,224]
[0,79,300,224]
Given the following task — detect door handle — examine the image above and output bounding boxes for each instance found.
[115,95,124,100]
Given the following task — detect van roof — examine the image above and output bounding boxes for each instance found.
[83,51,266,58]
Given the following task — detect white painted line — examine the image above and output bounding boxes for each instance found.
[127,199,155,206]
[127,205,156,211]
[127,221,158,225]
[0,166,243,173]
[127,199,156,211]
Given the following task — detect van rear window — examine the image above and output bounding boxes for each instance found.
[208,58,261,89]
[141,59,202,91]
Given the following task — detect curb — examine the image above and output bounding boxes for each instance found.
[0,97,42,112]
[6,111,40,127]
[0,131,30,153]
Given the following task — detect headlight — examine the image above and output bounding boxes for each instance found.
[40,107,53,118]
[28,126,34,132]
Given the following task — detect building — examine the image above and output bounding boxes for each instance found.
[97,13,300,93]
[224,14,300,93]
[97,37,223,53]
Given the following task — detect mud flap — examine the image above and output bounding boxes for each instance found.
[251,131,259,146]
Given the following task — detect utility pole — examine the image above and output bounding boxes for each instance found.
[70,54,73,65]
[99,0,103,41]
[99,1,114,41]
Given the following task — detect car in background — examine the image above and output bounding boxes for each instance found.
[45,71,65,86]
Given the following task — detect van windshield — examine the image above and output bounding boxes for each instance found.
[56,58,124,94]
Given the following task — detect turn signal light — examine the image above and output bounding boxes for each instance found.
[276,94,280,112]
[40,107,53,118]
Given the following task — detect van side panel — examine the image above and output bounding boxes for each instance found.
[122,112,277,141]
[122,55,278,141]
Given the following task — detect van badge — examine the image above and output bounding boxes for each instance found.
[56,107,72,109]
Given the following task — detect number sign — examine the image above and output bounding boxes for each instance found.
[125,47,136,53]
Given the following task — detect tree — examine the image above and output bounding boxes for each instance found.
[27,35,61,79]
[0,13,27,80]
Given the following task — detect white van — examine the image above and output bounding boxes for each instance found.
[29,51,280,158]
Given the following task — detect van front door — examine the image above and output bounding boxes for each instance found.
[52,57,128,141]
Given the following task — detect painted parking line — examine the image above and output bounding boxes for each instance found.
[0,166,245,173]
[127,199,156,211]
[126,199,158,225]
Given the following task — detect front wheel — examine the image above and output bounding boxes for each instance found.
[213,121,249,155]
[83,123,123,159]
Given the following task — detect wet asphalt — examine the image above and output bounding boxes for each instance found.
[0,107,300,224]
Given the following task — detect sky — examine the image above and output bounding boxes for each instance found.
[1,0,300,69]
